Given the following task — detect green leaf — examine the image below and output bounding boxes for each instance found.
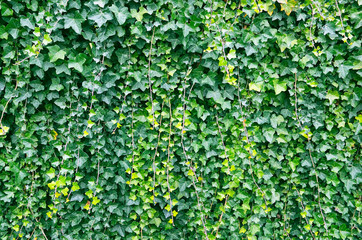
[85,189,93,198]
[227,49,236,59]
[263,128,275,143]
[206,90,223,104]
[64,13,85,34]
[13,225,19,232]
[337,64,351,78]
[130,7,148,22]
[289,158,300,172]
[61,187,69,196]
[356,114,362,123]
[92,196,100,205]
[89,11,113,27]
[249,82,263,92]
[1,3,13,16]
[48,45,66,63]
[250,224,260,235]
[326,90,339,104]
[273,79,287,95]
[46,168,56,179]
[43,34,52,45]
[20,18,35,29]
[218,56,227,66]
[68,53,87,72]
[153,218,161,227]
[71,182,80,191]
[110,5,129,25]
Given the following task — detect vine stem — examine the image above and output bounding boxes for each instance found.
[129,96,135,185]
[334,0,350,44]
[213,114,231,238]
[147,28,156,128]
[14,0,69,66]
[83,55,105,136]
[309,6,316,50]
[294,73,303,130]
[351,196,361,231]
[28,208,49,240]
[215,115,230,174]
[236,76,268,208]
[294,73,328,236]
[112,47,131,134]
[166,99,174,225]
[180,66,208,239]
[292,183,316,240]
[152,100,165,203]
[214,195,229,238]
[310,0,324,19]
[207,0,230,77]
[242,119,268,208]
[0,80,18,129]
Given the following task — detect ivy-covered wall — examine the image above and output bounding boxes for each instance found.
[0,0,361,239]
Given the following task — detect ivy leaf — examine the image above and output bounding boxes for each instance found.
[206,90,223,104]
[323,23,338,39]
[263,128,275,143]
[61,187,69,196]
[43,34,52,45]
[68,53,87,72]
[337,64,351,78]
[280,0,297,16]
[130,7,148,22]
[218,56,227,66]
[326,90,339,104]
[227,49,236,59]
[94,0,107,8]
[1,3,13,16]
[71,182,80,191]
[92,196,100,205]
[20,18,35,29]
[356,114,362,123]
[273,79,287,95]
[153,218,161,227]
[89,11,113,27]
[48,45,66,63]
[110,5,129,25]
[249,82,263,92]
[46,168,56,179]
[64,13,85,34]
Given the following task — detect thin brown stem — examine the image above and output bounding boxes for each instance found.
[294,73,303,130]
[129,98,135,185]
[215,115,230,174]
[292,183,316,240]
[295,73,328,235]
[14,1,68,65]
[0,80,18,127]
[180,70,208,239]
[214,195,229,238]
[236,75,268,208]
[152,100,165,202]
[148,28,156,128]
[334,0,349,44]
[166,99,174,225]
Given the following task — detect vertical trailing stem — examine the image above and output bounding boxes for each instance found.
[166,98,174,225]
[148,28,156,128]
[237,77,268,209]
[180,67,208,239]
[152,100,165,202]
[294,73,328,236]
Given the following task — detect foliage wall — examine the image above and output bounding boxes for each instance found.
[0,0,361,239]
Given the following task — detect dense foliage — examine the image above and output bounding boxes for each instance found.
[0,0,361,239]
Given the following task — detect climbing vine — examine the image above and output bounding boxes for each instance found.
[0,0,361,239]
